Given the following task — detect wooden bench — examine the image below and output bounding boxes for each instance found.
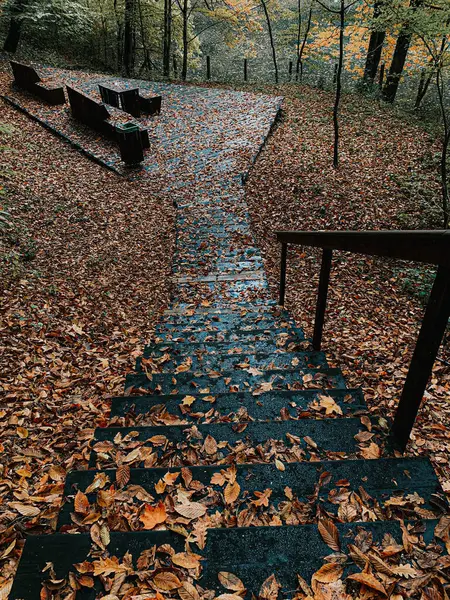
[99,83,162,118]
[10,61,65,105]
[66,85,149,152]
[139,91,162,116]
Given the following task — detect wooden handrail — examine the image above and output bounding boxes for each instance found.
[276,229,450,267]
[277,229,450,452]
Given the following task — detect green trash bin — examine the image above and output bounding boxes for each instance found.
[116,122,144,165]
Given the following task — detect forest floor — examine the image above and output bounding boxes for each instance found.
[1,65,449,596]
[243,82,450,494]
[0,71,176,594]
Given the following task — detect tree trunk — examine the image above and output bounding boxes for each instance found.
[163,0,172,77]
[181,0,188,80]
[333,0,345,168]
[436,68,449,228]
[123,0,135,76]
[296,5,312,82]
[363,2,385,84]
[260,0,278,84]
[415,31,448,109]
[382,0,422,103]
[2,0,29,53]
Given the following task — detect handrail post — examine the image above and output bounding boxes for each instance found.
[313,248,332,351]
[279,243,288,306]
[392,265,450,452]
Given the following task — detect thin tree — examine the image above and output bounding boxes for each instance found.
[260,0,279,84]
[296,2,312,82]
[3,0,29,53]
[316,0,358,167]
[123,0,136,76]
[363,1,386,84]
[382,0,422,103]
[163,0,172,77]
[415,1,450,227]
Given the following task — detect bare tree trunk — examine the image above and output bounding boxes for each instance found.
[163,0,172,77]
[415,31,448,109]
[3,0,29,53]
[363,2,385,84]
[296,5,312,82]
[181,0,188,80]
[333,0,344,168]
[123,0,135,76]
[260,0,278,84]
[437,68,449,228]
[382,0,422,103]
[363,2,385,83]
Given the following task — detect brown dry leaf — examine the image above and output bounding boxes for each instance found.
[163,471,180,486]
[178,582,200,600]
[74,491,90,515]
[175,499,207,520]
[347,572,387,596]
[9,502,40,517]
[312,563,343,584]
[92,557,128,577]
[116,465,130,488]
[224,481,241,504]
[252,489,272,507]
[318,518,340,552]
[204,434,218,455]
[319,395,343,416]
[153,571,182,591]
[360,442,381,459]
[275,459,285,471]
[172,552,202,569]
[259,574,280,600]
[182,395,196,406]
[211,472,226,486]
[139,501,167,530]
[218,572,246,592]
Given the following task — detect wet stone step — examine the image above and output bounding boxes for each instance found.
[160,307,293,326]
[135,350,327,376]
[142,337,308,359]
[89,417,389,470]
[57,456,447,531]
[155,316,296,334]
[125,367,346,395]
[149,325,302,343]
[110,389,365,427]
[11,520,445,600]
[165,300,278,315]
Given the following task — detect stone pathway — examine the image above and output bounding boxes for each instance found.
[9,76,449,599]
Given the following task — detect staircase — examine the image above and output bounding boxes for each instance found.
[10,89,449,599]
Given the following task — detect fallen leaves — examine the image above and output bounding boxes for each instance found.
[318,518,341,552]
[139,502,167,529]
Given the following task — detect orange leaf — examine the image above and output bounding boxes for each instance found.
[139,501,167,530]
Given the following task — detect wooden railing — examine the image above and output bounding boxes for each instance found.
[277,230,450,452]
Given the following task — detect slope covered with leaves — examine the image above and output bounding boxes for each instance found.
[245,84,450,492]
[0,82,175,592]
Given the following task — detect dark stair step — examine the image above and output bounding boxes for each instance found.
[90,417,389,469]
[154,318,296,336]
[164,302,279,316]
[142,338,308,359]
[157,310,292,329]
[110,388,365,426]
[58,456,446,530]
[148,326,304,346]
[10,520,443,600]
[150,325,301,344]
[125,367,346,395]
[136,351,328,377]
